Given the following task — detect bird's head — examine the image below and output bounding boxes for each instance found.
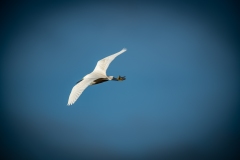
[117,76,126,81]
[111,76,126,81]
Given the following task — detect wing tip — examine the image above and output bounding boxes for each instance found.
[67,101,73,106]
[122,48,127,52]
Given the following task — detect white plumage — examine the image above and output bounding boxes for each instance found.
[67,48,127,105]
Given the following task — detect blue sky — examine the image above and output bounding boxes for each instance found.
[1,0,240,159]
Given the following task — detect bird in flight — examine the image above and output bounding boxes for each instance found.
[67,48,127,105]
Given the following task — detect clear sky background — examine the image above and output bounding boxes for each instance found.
[1,0,240,159]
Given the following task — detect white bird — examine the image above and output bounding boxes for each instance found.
[67,48,127,105]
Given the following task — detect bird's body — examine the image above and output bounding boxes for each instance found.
[67,48,127,105]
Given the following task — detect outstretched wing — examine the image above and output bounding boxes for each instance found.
[93,48,127,75]
[67,78,95,105]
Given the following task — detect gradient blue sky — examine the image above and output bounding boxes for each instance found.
[1,0,240,159]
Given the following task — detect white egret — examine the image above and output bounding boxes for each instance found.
[67,48,127,105]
